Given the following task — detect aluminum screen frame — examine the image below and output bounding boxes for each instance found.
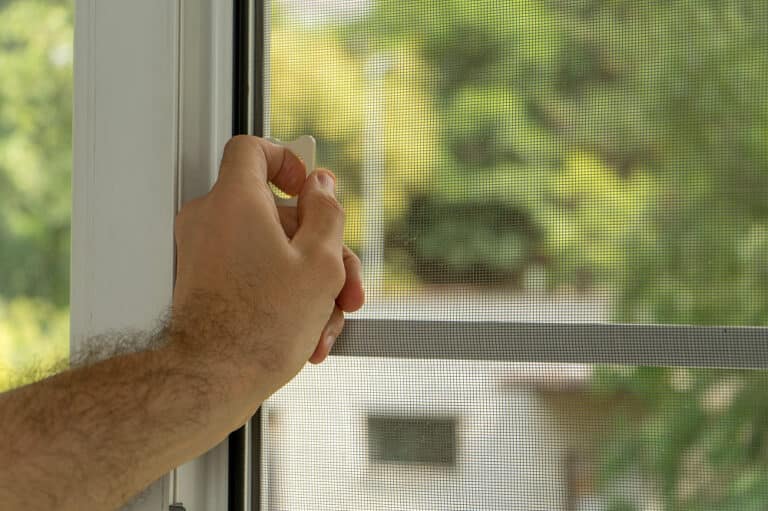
[334,319,768,369]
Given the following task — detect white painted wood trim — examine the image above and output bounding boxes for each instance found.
[72,0,232,509]
[174,0,234,509]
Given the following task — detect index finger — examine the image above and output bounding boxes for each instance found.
[217,135,306,196]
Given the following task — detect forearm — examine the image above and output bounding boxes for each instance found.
[0,135,360,510]
[0,339,246,511]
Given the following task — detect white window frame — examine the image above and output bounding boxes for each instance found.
[72,1,233,508]
[72,1,768,510]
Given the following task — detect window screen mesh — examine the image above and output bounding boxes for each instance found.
[264,1,768,509]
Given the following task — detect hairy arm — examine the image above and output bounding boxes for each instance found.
[0,335,235,510]
[0,135,364,510]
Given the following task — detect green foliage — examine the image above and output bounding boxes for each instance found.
[269,25,440,253]
[0,0,765,505]
[271,1,768,508]
[355,0,768,312]
[594,367,768,510]
[0,0,72,306]
[0,0,72,388]
[0,297,69,390]
[393,195,543,286]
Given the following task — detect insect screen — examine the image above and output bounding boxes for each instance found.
[261,2,768,510]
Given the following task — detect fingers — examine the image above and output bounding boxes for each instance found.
[277,205,299,238]
[309,306,344,365]
[292,170,345,254]
[308,249,362,365]
[337,246,365,312]
[279,204,364,310]
[217,135,306,196]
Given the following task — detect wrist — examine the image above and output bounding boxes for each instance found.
[159,343,259,442]
[170,288,304,390]
[163,315,274,432]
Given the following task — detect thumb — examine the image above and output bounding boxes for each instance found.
[292,170,345,254]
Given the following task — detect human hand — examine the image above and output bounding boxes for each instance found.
[171,135,364,411]
[275,204,364,363]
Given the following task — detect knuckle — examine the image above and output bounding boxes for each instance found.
[345,247,362,267]
[314,193,345,220]
[221,136,265,171]
[313,245,341,267]
[224,134,251,152]
[330,261,346,289]
[311,247,346,287]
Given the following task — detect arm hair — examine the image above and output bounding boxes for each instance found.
[0,311,241,510]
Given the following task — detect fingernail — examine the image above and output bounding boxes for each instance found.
[317,172,335,193]
[325,334,337,351]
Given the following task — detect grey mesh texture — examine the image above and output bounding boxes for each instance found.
[263,2,768,510]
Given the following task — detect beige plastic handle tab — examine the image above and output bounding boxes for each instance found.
[270,135,316,207]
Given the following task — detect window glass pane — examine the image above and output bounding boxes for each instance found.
[269,0,768,327]
[0,0,72,390]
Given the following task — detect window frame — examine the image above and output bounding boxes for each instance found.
[367,414,459,466]
[71,1,768,510]
[72,0,234,509]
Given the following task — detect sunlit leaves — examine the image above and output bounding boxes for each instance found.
[0,0,72,385]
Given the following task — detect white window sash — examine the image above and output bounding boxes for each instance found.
[72,0,232,508]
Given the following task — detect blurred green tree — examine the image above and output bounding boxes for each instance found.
[2,0,759,504]
[272,1,768,509]
[0,0,72,387]
[350,0,768,320]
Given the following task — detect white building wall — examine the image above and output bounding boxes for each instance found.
[265,357,568,510]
